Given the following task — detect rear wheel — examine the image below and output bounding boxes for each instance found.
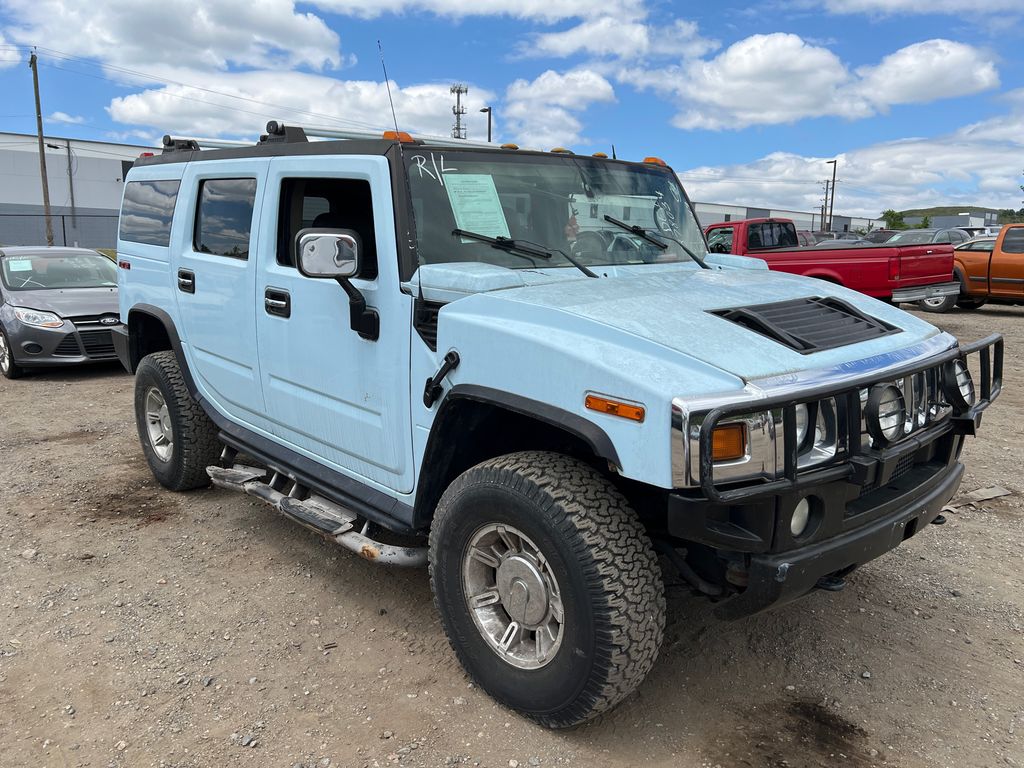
[956,297,987,310]
[0,328,26,379]
[134,351,220,490]
[429,451,665,728]
[919,293,957,313]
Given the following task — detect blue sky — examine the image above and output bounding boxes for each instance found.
[1,0,1022,216]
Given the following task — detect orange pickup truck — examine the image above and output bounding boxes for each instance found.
[921,224,1024,312]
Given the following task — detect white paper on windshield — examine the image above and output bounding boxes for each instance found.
[7,259,32,272]
[444,174,511,242]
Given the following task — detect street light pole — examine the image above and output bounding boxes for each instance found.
[479,106,492,143]
[826,159,838,233]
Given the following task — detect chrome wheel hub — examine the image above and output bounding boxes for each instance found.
[0,334,9,372]
[922,296,947,308]
[462,523,564,669]
[144,387,173,462]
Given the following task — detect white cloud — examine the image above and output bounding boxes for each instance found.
[620,34,999,130]
[0,33,20,68]
[49,111,85,124]
[3,0,342,73]
[503,69,615,147]
[819,0,1022,15]
[106,70,496,140]
[677,106,1024,216]
[309,0,644,22]
[523,17,718,60]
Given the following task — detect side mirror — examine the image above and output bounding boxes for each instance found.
[296,229,360,279]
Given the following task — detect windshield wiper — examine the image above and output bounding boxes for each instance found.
[602,215,709,269]
[453,229,598,278]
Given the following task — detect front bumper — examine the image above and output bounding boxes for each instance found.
[6,318,122,367]
[892,281,959,303]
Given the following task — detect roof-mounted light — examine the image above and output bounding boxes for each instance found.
[500,143,519,150]
[643,156,667,166]
[550,147,574,154]
[383,130,416,143]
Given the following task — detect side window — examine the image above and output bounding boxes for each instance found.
[707,227,733,252]
[934,231,951,243]
[119,180,180,246]
[194,178,257,259]
[276,178,378,278]
[1003,228,1024,254]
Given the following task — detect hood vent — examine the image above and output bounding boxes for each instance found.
[710,297,900,354]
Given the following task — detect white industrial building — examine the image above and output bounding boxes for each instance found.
[1,130,883,247]
[0,131,157,248]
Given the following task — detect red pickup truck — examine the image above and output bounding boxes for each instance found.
[704,218,958,304]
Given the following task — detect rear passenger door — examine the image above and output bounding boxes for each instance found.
[253,156,414,494]
[174,161,269,428]
[991,227,1024,299]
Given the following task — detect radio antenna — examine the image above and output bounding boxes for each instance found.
[378,40,401,135]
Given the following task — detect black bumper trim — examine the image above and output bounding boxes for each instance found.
[712,459,963,620]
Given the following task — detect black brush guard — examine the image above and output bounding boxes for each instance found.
[696,334,1003,504]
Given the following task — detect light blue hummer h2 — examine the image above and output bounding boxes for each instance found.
[114,122,1002,728]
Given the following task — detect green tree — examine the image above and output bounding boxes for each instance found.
[881,209,906,229]
[917,215,931,229]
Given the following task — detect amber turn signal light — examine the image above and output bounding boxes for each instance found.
[585,395,645,423]
[711,423,747,461]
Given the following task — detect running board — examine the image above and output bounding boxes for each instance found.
[207,465,427,567]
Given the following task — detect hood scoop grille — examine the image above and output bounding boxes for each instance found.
[710,297,900,354]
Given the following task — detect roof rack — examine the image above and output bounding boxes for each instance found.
[162,121,497,154]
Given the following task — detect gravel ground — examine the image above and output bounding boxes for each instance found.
[1,306,1022,768]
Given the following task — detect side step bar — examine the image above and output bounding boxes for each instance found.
[208,465,427,567]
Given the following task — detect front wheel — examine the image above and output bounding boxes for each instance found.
[429,451,665,728]
[0,328,26,379]
[134,351,221,490]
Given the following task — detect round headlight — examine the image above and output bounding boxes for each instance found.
[949,360,975,408]
[794,403,809,446]
[866,384,906,444]
[791,497,811,537]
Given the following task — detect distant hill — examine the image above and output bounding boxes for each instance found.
[899,206,999,217]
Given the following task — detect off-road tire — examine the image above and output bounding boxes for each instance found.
[0,327,26,379]
[429,451,665,728]
[134,351,220,491]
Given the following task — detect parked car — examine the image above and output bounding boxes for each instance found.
[704,217,959,303]
[884,228,971,245]
[863,229,899,243]
[0,246,121,379]
[115,124,1002,727]
[920,225,1024,312]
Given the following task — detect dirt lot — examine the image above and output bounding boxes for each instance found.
[1,306,1022,768]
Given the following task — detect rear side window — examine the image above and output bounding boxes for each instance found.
[194,179,257,259]
[119,180,180,246]
[747,222,798,249]
[1003,228,1024,254]
[707,227,733,252]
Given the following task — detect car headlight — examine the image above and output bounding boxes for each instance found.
[866,384,906,444]
[13,308,63,328]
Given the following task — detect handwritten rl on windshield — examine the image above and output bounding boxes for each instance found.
[410,154,458,185]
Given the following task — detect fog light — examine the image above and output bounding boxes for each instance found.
[866,384,906,445]
[791,497,811,537]
[24,342,43,354]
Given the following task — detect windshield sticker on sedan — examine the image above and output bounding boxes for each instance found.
[443,174,511,242]
[6,259,32,271]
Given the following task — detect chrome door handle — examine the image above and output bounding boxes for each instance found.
[264,288,291,318]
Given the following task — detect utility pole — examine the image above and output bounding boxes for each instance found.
[29,50,55,246]
[479,106,492,142]
[826,159,838,232]
[65,140,77,227]
[821,179,830,232]
[450,83,468,140]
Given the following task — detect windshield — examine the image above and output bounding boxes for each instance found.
[886,231,933,244]
[0,253,117,291]
[404,150,707,271]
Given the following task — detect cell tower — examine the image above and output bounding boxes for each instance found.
[451,83,468,139]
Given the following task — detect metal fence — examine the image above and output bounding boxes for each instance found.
[0,213,119,249]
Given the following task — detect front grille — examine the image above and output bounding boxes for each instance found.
[53,335,81,356]
[79,330,115,358]
[711,297,900,354]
